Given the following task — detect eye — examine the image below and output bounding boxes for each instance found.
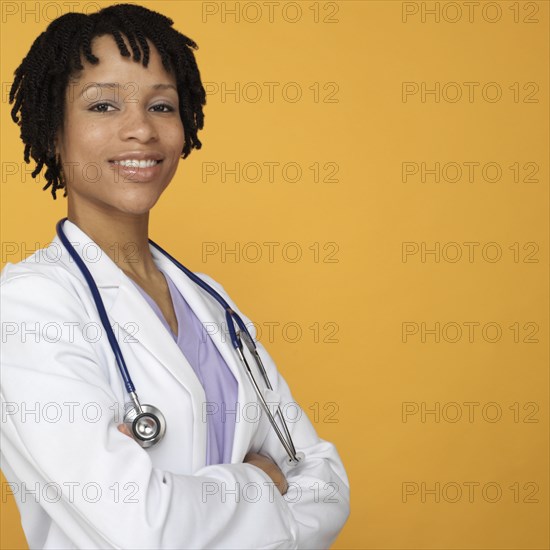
[150,103,175,113]
[89,102,115,113]
[88,102,175,113]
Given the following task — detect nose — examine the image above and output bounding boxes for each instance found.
[118,105,159,143]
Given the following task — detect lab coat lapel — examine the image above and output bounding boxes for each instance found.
[50,220,209,470]
[50,220,257,467]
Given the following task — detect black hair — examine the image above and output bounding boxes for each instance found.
[9,3,206,200]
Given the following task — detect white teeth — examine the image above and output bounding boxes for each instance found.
[112,159,160,168]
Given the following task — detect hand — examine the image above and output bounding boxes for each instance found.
[243,451,288,495]
[118,423,134,439]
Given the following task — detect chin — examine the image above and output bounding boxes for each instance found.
[113,198,162,216]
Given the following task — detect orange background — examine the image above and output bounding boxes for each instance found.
[1,1,548,548]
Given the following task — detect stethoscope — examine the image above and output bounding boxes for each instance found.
[56,218,304,464]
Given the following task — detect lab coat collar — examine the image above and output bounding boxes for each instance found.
[48,218,258,469]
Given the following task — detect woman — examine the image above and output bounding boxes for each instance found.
[1,3,350,549]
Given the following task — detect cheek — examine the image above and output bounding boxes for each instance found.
[64,122,108,160]
[86,123,112,149]
[61,121,115,187]
[167,120,185,151]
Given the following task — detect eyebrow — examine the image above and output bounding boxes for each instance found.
[79,82,177,97]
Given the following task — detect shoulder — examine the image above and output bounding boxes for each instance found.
[193,271,227,294]
[2,241,65,284]
[1,248,88,317]
[0,252,107,371]
[193,271,258,340]
[193,271,240,310]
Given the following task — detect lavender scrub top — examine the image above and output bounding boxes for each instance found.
[128,269,239,466]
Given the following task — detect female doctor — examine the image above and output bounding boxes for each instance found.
[1,3,350,549]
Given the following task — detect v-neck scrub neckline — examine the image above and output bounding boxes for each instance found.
[128,269,239,465]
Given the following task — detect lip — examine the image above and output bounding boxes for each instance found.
[108,151,165,162]
[108,158,164,183]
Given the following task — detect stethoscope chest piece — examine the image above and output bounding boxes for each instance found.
[124,404,166,449]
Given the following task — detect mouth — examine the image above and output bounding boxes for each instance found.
[108,159,163,168]
[107,158,164,183]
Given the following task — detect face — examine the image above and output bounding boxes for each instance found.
[55,33,185,217]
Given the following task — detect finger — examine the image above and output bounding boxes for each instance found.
[117,423,132,437]
[243,451,261,462]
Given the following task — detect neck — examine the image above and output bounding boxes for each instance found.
[67,203,159,281]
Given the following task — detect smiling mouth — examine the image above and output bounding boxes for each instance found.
[109,160,163,168]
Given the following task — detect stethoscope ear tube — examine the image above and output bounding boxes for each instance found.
[235,339,301,464]
[238,330,299,461]
[149,234,302,462]
[56,218,136,395]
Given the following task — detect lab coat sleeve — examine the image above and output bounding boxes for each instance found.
[197,274,351,550]
[0,273,300,550]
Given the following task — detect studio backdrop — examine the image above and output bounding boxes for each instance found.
[1,1,548,549]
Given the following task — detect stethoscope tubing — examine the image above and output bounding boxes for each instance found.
[55,217,302,463]
[56,218,137,394]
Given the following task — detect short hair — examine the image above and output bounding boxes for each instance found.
[9,3,206,200]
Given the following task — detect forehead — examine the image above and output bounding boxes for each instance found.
[68,33,176,91]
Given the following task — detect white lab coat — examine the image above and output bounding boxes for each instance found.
[0,220,350,550]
